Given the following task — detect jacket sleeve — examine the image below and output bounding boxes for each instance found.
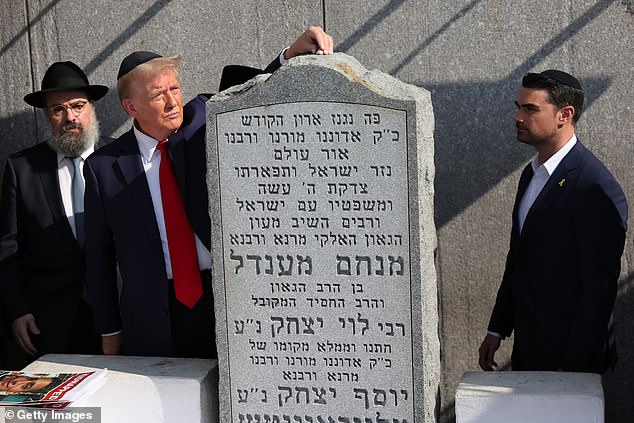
[487,243,516,338]
[0,158,31,322]
[264,53,283,74]
[83,157,123,334]
[562,180,627,370]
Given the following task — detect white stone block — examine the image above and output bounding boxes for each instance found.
[9,354,218,423]
[455,371,603,423]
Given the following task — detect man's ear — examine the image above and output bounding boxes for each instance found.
[121,98,136,117]
[559,105,575,123]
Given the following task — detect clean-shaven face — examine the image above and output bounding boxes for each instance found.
[125,67,183,141]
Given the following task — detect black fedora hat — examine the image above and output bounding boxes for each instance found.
[24,61,108,108]
[218,65,267,92]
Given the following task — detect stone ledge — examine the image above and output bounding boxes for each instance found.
[456,371,603,423]
[10,354,218,423]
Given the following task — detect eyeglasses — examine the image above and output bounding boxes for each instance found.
[48,100,89,118]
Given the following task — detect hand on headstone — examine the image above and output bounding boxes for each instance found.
[284,26,333,60]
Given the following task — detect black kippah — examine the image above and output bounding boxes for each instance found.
[117,51,162,80]
[540,70,582,90]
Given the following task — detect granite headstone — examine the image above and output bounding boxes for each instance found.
[206,52,439,423]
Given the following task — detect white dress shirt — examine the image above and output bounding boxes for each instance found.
[134,126,212,278]
[56,146,94,238]
[517,135,577,233]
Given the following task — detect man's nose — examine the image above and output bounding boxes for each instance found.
[63,106,78,121]
[165,91,177,107]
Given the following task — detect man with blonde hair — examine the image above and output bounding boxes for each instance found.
[84,27,333,358]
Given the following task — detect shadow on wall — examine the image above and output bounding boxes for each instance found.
[0,111,36,168]
[334,0,617,229]
[81,0,174,76]
[336,0,619,86]
[426,76,611,230]
[0,0,174,185]
[1,0,619,224]
[0,0,63,59]
[334,0,409,53]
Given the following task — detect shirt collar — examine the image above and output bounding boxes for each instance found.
[530,134,577,176]
[56,144,95,165]
[134,124,161,164]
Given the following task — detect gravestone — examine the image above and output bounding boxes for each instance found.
[206,53,439,423]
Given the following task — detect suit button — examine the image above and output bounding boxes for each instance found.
[162,309,169,317]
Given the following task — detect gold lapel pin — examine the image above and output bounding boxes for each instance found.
[558,178,566,187]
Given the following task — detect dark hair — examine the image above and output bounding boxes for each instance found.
[522,72,584,123]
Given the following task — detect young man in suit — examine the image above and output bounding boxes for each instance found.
[84,27,333,358]
[478,70,628,373]
[0,62,110,368]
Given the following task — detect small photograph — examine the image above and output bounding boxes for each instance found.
[0,370,106,407]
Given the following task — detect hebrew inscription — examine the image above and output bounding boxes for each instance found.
[215,102,412,423]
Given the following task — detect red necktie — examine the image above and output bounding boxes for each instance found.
[157,139,203,308]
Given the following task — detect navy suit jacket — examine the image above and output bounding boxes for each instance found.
[84,59,281,356]
[85,129,174,356]
[488,140,628,372]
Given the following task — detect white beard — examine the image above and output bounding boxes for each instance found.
[47,108,100,157]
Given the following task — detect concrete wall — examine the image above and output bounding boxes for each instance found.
[0,1,632,422]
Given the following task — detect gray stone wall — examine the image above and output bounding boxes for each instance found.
[1,1,632,422]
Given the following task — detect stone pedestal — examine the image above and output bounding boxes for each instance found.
[9,354,218,423]
[455,371,604,423]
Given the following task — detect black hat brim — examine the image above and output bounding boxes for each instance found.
[24,84,109,108]
[218,65,267,92]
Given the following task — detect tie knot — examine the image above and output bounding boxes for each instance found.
[67,156,82,168]
[157,139,169,152]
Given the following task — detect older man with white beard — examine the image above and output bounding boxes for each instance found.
[0,61,110,369]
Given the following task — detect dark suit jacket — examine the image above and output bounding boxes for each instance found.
[0,138,111,358]
[488,140,628,373]
[83,98,212,356]
[84,59,281,356]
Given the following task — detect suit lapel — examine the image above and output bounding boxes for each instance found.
[115,130,164,259]
[36,144,64,223]
[511,163,534,240]
[519,142,584,242]
[35,143,81,249]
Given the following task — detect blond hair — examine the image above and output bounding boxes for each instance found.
[117,55,182,100]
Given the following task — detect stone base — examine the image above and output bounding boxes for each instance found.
[455,371,603,423]
[15,354,218,423]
